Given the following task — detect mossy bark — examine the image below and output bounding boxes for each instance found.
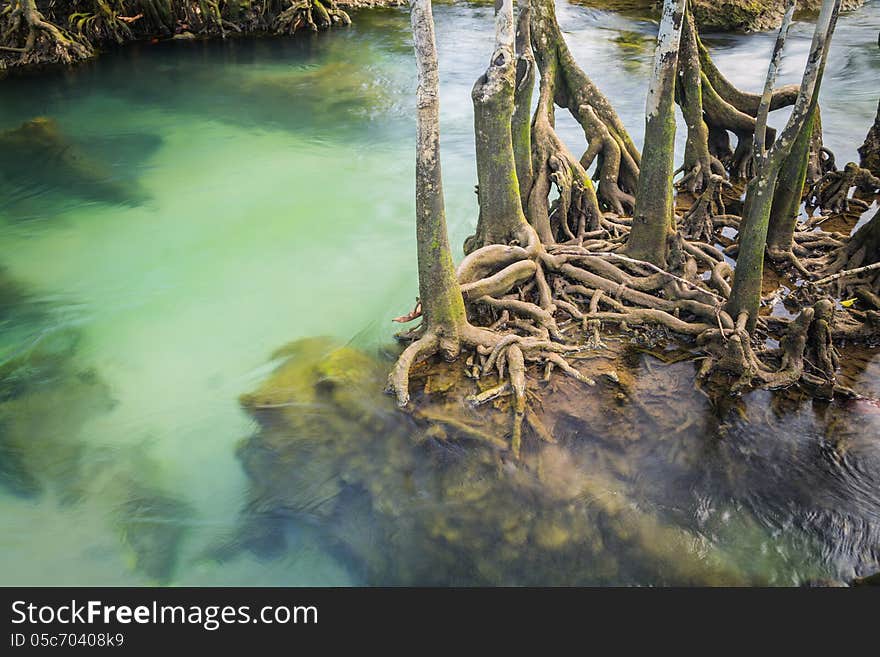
[726,174,778,328]
[727,0,840,331]
[766,103,816,258]
[859,99,880,177]
[410,0,467,336]
[625,0,685,267]
[676,8,719,193]
[511,3,535,215]
[467,0,533,253]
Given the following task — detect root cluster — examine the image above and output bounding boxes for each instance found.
[390,206,865,457]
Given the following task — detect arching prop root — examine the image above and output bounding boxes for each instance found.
[272,0,351,35]
[673,0,814,192]
[391,223,751,456]
[680,173,730,242]
[806,162,880,214]
[526,0,637,236]
[787,207,880,310]
[386,323,591,459]
[1,0,93,65]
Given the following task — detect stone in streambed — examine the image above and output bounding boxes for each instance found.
[234,336,755,585]
[0,117,148,210]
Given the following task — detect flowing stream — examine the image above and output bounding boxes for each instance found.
[0,1,878,585]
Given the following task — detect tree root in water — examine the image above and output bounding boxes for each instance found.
[1,0,93,65]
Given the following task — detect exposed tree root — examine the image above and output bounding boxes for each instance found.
[1,0,93,65]
[391,0,862,458]
[674,1,801,192]
[680,173,729,241]
[797,206,880,311]
[697,301,839,394]
[806,162,880,214]
[527,0,637,226]
[0,0,366,69]
[273,0,350,35]
[859,98,880,177]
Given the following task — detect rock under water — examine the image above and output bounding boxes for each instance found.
[0,117,152,214]
[236,335,880,585]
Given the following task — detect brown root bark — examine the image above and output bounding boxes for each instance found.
[680,173,729,242]
[807,162,880,214]
[859,98,880,177]
[273,0,351,35]
[674,1,806,190]
[528,0,637,222]
[1,0,93,65]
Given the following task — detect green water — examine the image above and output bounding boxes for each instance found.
[0,3,879,585]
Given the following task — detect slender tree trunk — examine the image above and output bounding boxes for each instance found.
[512,1,535,215]
[677,7,718,194]
[625,0,686,267]
[727,0,840,331]
[859,98,880,177]
[766,102,816,258]
[410,0,467,340]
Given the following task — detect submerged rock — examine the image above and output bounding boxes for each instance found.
[0,266,29,323]
[116,486,192,584]
[236,335,880,584]
[237,337,794,585]
[0,273,191,582]
[0,327,113,500]
[0,117,148,211]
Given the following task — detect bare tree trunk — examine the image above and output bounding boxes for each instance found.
[625,0,686,267]
[386,0,470,408]
[466,0,534,253]
[766,100,818,260]
[860,98,880,177]
[409,0,467,338]
[727,0,840,332]
[512,1,535,215]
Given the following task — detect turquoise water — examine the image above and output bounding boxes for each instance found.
[0,3,878,585]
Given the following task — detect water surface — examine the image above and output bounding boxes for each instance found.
[0,2,878,585]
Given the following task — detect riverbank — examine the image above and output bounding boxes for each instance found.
[3,0,870,76]
[1,0,877,586]
[0,0,404,73]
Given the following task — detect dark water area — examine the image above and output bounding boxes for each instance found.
[0,2,878,585]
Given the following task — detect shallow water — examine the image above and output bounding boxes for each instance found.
[0,2,878,585]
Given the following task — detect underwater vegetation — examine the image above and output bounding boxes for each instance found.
[235,336,880,585]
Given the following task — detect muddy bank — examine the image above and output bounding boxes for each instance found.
[235,335,880,585]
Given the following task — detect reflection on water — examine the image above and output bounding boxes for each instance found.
[0,2,878,585]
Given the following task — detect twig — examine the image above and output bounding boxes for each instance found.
[812,261,880,286]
